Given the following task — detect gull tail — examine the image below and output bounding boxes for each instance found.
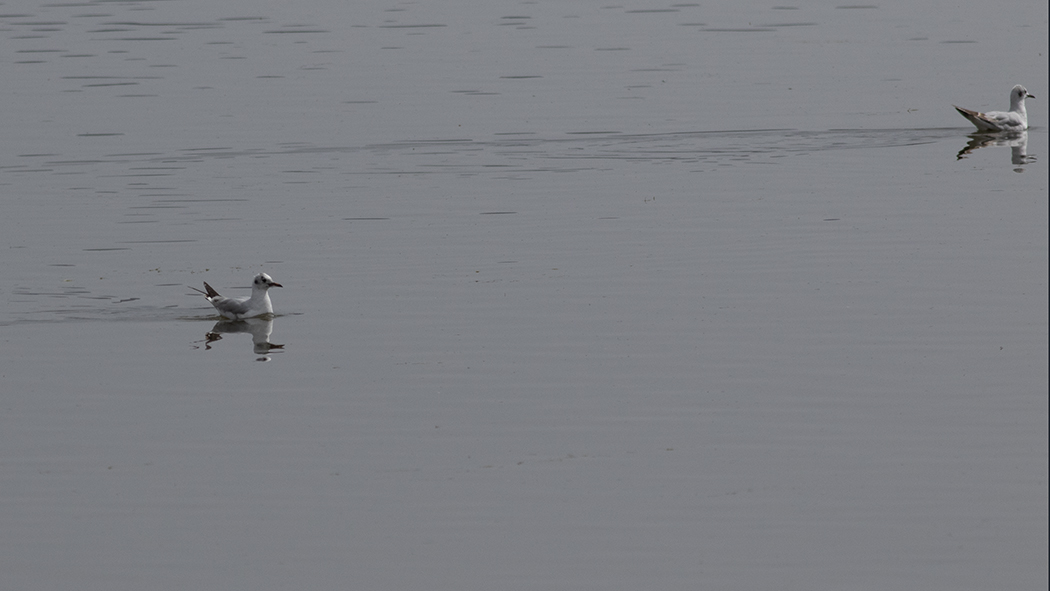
[954,105,999,132]
[189,281,222,298]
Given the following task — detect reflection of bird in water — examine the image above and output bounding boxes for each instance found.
[953,85,1034,132]
[202,318,284,355]
[956,131,1032,167]
[190,273,282,319]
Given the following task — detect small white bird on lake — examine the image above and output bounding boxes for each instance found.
[954,85,1034,132]
[191,273,283,320]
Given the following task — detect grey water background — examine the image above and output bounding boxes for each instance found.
[1,0,1047,588]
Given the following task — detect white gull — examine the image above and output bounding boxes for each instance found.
[954,85,1034,132]
[191,273,282,319]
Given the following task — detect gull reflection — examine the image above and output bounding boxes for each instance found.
[957,131,1033,168]
[199,317,284,359]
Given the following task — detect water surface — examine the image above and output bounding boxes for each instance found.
[1,1,1046,589]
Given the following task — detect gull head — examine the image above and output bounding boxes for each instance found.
[253,273,283,291]
[1011,85,1034,110]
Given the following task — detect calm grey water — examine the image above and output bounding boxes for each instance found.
[1,1,1046,589]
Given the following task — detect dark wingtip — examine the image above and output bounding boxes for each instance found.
[202,281,221,298]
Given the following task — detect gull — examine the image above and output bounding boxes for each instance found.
[954,85,1034,132]
[191,273,282,319]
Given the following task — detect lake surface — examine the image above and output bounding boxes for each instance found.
[1,1,1046,589]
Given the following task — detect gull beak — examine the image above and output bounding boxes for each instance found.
[271,282,283,288]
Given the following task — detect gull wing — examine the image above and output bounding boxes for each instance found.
[954,106,1002,132]
[954,106,1024,132]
